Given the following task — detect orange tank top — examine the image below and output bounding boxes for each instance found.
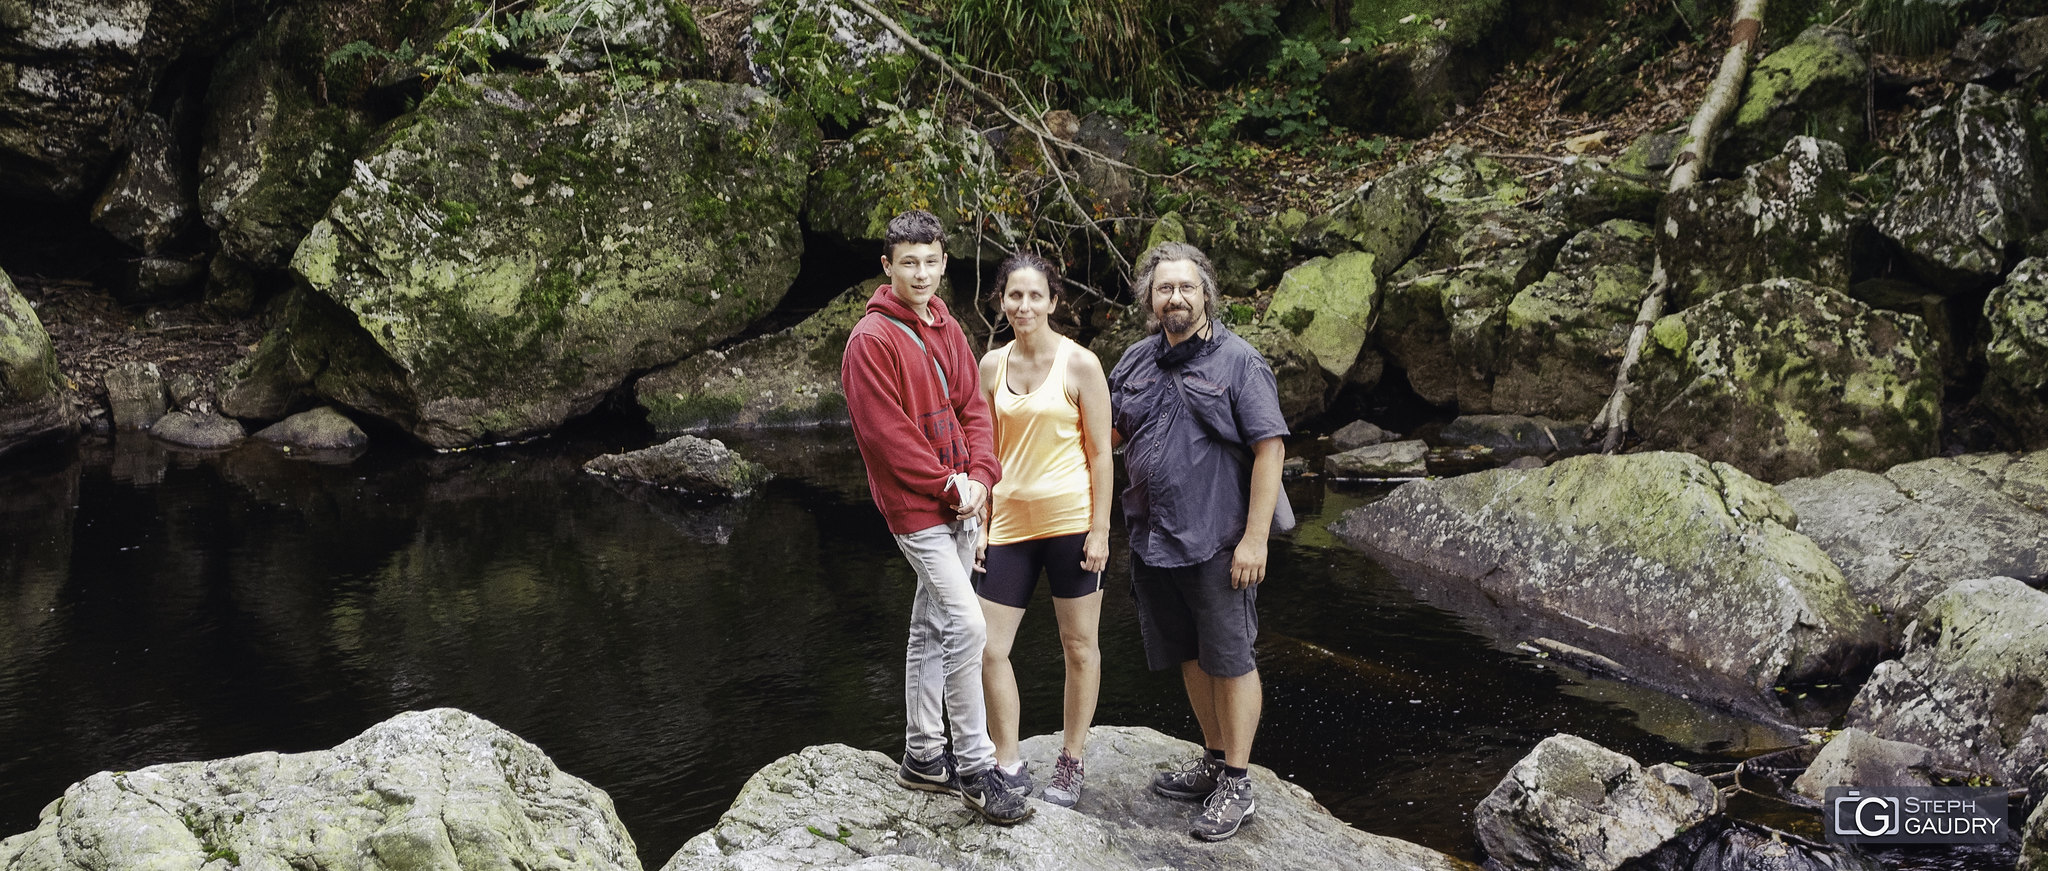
[988,337,1093,545]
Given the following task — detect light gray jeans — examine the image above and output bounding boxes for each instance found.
[894,516,993,775]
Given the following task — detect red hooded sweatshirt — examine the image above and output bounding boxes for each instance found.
[842,284,1001,535]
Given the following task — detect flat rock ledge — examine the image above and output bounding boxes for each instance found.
[661,726,1471,871]
[0,708,638,871]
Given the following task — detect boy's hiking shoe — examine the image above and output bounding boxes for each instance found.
[1149,753,1221,801]
[1042,750,1085,808]
[896,750,959,795]
[992,761,1033,798]
[1191,772,1255,841]
[960,767,1035,825]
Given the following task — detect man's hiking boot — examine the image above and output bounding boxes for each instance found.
[992,761,1033,798]
[960,767,1034,824]
[1191,772,1255,841]
[1042,749,1085,808]
[896,750,959,795]
[1149,753,1221,801]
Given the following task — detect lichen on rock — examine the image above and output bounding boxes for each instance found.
[287,73,820,448]
[1982,256,2048,448]
[0,269,79,456]
[1495,219,1652,420]
[636,280,868,432]
[1661,136,1854,309]
[1875,84,2047,292]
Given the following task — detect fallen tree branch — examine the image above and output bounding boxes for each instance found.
[1588,0,1768,453]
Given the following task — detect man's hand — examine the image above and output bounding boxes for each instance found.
[1081,528,1108,573]
[1230,537,1268,589]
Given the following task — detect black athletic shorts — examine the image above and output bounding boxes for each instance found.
[975,532,1103,609]
[1129,550,1258,677]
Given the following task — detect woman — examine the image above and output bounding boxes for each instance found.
[974,251,1113,808]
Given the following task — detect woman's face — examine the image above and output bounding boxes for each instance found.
[1000,267,1056,334]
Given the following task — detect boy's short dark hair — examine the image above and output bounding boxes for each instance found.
[883,210,945,256]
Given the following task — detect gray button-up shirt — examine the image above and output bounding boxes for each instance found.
[1110,322,1289,568]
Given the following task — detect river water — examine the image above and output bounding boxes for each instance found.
[0,424,1856,866]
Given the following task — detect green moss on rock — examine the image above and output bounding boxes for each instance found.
[1,268,79,454]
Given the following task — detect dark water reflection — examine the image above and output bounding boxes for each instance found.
[4,426,1789,866]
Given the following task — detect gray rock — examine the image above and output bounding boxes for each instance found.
[1719,27,1870,173]
[2027,794,2048,871]
[1540,159,1661,229]
[0,270,79,456]
[1875,84,2046,292]
[1325,439,1428,478]
[89,112,192,256]
[1950,449,2048,511]
[1332,452,1889,716]
[1331,419,1389,451]
[1846,576,2048,785]
[0,708,638,871]
[200,11,376,271]
[508,0,703,74]
[1634,278,1941,482]
[1629,818,1882,871]
[1776,455,2048,619]
[1298,161,1436,270]
[1790,728,1940,800]
[1982,257,2048,449]
[148,409,244,449]
[104,361,168,430]
[1504,455,1545,470]
[1440,414,1583,457]
[1495,220,1652,420]
[1474,733,1719,871]
[1946,16,2048,82]
[637,281,865,432]
[1662,137,1854,310]
[165,372,205,411]
[252,406,368,452]
[585,435,768,498]
[289,75,819,448]
[660,726,1465,871]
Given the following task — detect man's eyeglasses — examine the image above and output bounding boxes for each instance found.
[1152,283,1202,299]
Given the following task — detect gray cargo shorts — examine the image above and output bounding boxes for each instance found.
[1129,549,1258,677]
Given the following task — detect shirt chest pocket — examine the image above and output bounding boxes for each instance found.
[1114,375,1163,434]
[1178,374,1239,443]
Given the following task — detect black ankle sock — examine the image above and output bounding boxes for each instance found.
[1205,748,1224,763]
[1222,764,1249,779]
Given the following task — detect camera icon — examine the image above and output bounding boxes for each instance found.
[1832,791,1902,837]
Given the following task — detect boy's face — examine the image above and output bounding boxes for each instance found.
[882,241,947,316]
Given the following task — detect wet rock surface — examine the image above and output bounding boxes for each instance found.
[1325,439,1428,477]
[636,281,865,432]
[148,408,242,449]
[1474,733,1718,871]
[585,435,769,498]
[0,708,639,871]
[1776,452,2048,619]
[1332,452,1888,717]
[1845,575,2048,785]
[1438,414,1583,457]
[660,726,1468,871]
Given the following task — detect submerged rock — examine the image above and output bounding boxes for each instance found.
[1875,84,2046,292]
[288,74,818,448]
[0,271,78,456]
[1475,733,1718,871]
[636,281,866,432]
[0,708,637,871]
[1331,452,1888,717]
[585,435,768,498]
[1494,219,1652,420]
[1846,575,2048,786]
[1777,453,2048,619]
[1439,414,1584,458]
[148,409,244,449]
[1635,278,1941,482]
[661,726,1467,871]
[1982,257,2048,449]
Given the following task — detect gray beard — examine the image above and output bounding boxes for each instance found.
[1161,308,1197,336]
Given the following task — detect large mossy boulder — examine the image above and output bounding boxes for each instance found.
[637,281,866,432]
[0,270,78,456]
[1634,278,1941,482]
[1380,207,1570,411]
[1845,576,2048,785]
[0,0,242,200]
[1874,84,2047,292]
[1331,452,1890,717]
[803,128,1020,262]
[661,726,1466,871]
[505,0,704,74]
[1661,137,1853,309]
[199,8,377,272]
[1494,219,1652,419]
[1718,26,1869,172]
[1297,160,1436,269]
[0,709,638,871]
[1265,251,1378,382]
[1236,320,1332,425]
[1777,453,2048,620]
[1475,734,1719,871]
[288,74,819,448]
[1982,256,2048,448]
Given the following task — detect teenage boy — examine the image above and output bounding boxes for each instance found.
[1109,241,1287,841]
[842,210,1031,825]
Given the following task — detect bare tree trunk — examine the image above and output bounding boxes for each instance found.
[1589,0,1769,453]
